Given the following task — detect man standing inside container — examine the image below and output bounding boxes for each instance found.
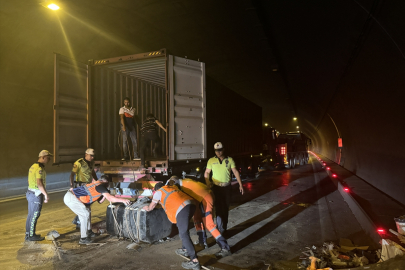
[139,113,166,168]
[143,182,200,270]
[204,142,244,235]
[70,148,98,227]
[25,150,53,241]
[64,175,131,244]
[119,97,140,160]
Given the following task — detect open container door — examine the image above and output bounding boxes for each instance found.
[168,56,206,161]
[53,54,89,164]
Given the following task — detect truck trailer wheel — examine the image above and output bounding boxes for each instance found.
[291,158,296,168]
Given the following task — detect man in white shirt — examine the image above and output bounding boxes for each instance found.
[119,97,140,160]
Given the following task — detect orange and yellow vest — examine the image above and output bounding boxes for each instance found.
[74,181,103,204]
[179,179,211,202]
[158,185,195,223]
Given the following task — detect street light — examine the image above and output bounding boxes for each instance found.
[296,126,299,129]
[293,117,297,121]
[265,123,268,126]
[47,3,60,10]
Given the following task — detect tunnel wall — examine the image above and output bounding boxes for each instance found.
[0,1,146,198]
[311,7,405,205]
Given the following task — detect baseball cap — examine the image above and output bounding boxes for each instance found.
[85,148,95,155]
[214,142,223,150]
[38,150,53,157]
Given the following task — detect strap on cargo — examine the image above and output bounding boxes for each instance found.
[110,202,123,237]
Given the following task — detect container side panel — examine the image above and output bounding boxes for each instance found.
[54,54,88,164]
[168,56,206,160]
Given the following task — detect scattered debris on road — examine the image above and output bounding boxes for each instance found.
[297,239,376,269]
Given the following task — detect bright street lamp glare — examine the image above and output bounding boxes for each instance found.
[47,4,60,10]
[265,123,268,126]
[296,126,299,128]
[293,117,297,121]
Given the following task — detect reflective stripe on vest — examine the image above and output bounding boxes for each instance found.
[159,185,194,223]
[160,188,178,209]
[79,181,102,204]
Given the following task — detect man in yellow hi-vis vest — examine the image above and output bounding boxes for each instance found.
[25,150,52,241]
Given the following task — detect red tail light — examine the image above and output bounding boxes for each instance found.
[377,228,385,234]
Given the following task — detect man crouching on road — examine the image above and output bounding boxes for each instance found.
[143,182,200,270]
[64,175,131,244]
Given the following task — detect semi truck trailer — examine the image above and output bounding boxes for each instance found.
[53,49,262,195]
[260,128,310,171]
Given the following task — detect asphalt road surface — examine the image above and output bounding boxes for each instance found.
[1,156,403,270]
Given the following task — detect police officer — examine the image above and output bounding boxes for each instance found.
[69,148,98,227]
[25,150,52,241]
[204,142,244,235]
[69,148,98,188]
[143,182,200,270]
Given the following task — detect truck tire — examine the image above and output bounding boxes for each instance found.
[291,157,296,168]
[286,157,292,169]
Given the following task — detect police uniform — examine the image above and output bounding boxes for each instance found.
[25,162,46,238]
[207,155,236,233]
[72,158,94,186]
[71,157,96,226]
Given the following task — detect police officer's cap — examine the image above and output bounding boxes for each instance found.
[85,148,95,155]
[214,142,223,151]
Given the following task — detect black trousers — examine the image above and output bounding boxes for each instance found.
[177,204,197,260]
[140,132,161,166]
[212,184,232,233]
[25,191,44,237]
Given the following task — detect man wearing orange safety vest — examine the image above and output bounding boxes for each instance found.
[64,175,131,244]
[167,176,232,258]
[143,182,200,270]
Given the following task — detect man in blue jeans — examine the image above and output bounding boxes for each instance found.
[119,97,140,160]
[25,150,52,241]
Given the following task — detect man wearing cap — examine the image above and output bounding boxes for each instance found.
[204,142,244,234]
[70,148,98,188]
[69,148,98,227]
[25,150,53,241]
